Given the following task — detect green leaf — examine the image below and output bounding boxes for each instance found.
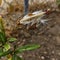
[0,50,12,57]
[8,38,17,42]
[0,43,2,46]
[0,47,3,58]
[15,44,40,53]
[56,0,60,5]
[3,43,11,52]
[0,48,3,58]
[0,32,6,43]
[0,48,2,52]
[0,52,4,57]
[0,47,3,54]
[0,17,6,43]
[0,17,5,32]
[12,55,22,60]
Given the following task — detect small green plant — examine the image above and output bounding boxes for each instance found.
[56,0,60,5]
[0,16,40,60]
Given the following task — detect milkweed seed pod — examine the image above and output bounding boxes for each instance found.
[20,9,52,29]
[20,10,49,29]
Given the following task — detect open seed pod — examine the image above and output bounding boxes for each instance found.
[20,9,52,29]
[20,10,45,25]
[20,10,46,29]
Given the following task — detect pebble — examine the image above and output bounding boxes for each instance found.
[44,51,47,54]
[58,52,60,56]
[56,36,60,45]
[51,50,55,54]
[19,55,23,58]
[41,56,45,60]
[51,58,56,60]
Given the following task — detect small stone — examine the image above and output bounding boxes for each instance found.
[41,56,45,60]
[48,34,52,37]
[52,51,55,54]
[44,51,47,54]
[58,52,60,56]
[51,58,56,60]
[19,55,23,58]
[56,36,60,45]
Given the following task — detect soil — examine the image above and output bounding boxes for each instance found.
[0,3,60,59]
[0,0,60,60]
[9,11,60,60]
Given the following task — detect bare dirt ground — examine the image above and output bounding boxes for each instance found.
[10,11,60,60]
